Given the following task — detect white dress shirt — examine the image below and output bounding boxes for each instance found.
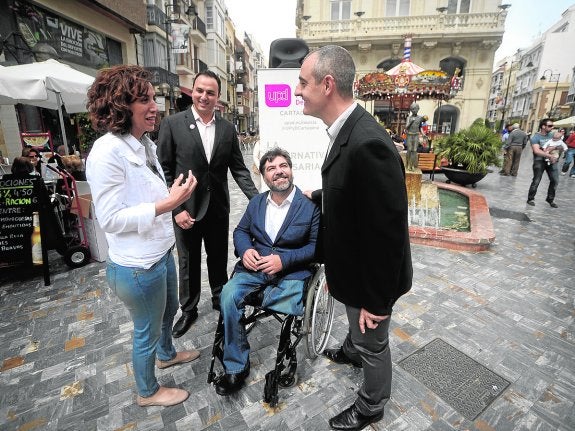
[325,102,357,158]
[265,186,296,243]
[192,105,216,162]
[86,132,175,268]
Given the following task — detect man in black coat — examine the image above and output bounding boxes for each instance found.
[296,46,412,430]
[158,71,258,338]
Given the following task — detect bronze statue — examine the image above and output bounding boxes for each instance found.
[405,102,424,171]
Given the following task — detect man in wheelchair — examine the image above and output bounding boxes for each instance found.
[214,147,320,396]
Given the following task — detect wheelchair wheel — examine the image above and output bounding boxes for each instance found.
[304,265,335,359]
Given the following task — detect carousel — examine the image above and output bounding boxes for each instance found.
[356,35,462,137]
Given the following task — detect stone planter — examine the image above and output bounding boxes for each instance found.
[441,167,487,188]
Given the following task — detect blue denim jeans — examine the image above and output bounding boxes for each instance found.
[527,158,559,202]
[562,148,575,176]
[106,250,178,397]
[220,272,305,374]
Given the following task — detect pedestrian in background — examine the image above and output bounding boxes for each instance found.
[501,123,529,176]
[21,147,42,176]
[86,65,198,407]
[527,118,559,207]
[561,129,575,177]
[296,45,413,431]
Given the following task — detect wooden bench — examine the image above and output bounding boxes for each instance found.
[417,152,438,180]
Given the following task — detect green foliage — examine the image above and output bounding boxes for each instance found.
[433,121,502,174]
[76,113,101,155]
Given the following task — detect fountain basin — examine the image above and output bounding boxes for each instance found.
[409,182,494,251]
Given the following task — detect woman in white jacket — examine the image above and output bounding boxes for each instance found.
[86,65,197,407]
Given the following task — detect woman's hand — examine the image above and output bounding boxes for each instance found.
[155,170,197,216]
[169,171,197,207]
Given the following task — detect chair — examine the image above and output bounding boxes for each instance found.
[417,152,438,180]
[207,264,335,407]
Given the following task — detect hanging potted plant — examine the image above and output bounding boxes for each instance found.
[76,113,101,158]
[433,119,502,187]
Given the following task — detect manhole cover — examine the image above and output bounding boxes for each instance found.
[489,207,531,222]
[398,338,510,420]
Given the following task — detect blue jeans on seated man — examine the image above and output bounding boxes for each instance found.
[220,271,305,374]
[106,251,179,397]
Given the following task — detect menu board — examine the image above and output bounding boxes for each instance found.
[0,176,37,267]
[0,175,50,284]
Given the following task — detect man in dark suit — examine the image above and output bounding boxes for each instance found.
[157,70,258,338]
[214,148,320,395]
[296,46,412,430]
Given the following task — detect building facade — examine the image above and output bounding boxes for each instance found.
[0,0,267,160]
[488,4,575,133]
[296,0,508,134]
[0,0,146,159]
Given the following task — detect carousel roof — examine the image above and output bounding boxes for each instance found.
[386,61,425,76]
[357,66,461,102]
[356,35,462,103]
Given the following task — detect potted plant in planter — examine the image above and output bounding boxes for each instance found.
[433,118,502,187]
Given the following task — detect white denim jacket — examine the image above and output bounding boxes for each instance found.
[86,132,174,268]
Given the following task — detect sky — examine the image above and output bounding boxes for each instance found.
[494,0,575,62]
[224,0,298,62]
[223,0,575,65]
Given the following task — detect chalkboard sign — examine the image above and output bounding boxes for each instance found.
[0,175,50,284]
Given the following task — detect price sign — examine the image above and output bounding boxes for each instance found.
[0,176,40,268]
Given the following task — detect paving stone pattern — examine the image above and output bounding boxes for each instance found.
[1,148,574,430]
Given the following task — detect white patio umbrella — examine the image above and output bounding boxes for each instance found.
[0,59,95,153]
[554,116,575,127]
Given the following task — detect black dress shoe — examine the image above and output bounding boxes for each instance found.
[172,309,198,338]
[329,404,383,430]
[215,364,250,396]
[323,347,362,368]
[212,287,222,311]
[546,199,558,208]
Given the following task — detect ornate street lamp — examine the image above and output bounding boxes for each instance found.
[164,2,196,114]
[540,69,560,117]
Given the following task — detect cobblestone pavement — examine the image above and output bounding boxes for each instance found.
[1,148,573,430]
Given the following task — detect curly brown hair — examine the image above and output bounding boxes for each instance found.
[86,65,153,135]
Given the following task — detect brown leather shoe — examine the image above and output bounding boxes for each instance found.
[136,386,189,407]
[156,350,200,369]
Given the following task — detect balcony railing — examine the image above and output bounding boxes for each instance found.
[192,58,208,74]
[193,17,207,37]
[147,5,205,38]
[147,5,167,28]
[299,12,505,40]
[146,67,179,87]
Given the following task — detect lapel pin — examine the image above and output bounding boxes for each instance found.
[189,124,195,130]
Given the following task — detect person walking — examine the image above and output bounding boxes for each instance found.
[527,118,559,207]
[86,65,199,407]
[157,70,258,339]
[296,45,413,430]
[561,130,575,177]
[501,123,529,176]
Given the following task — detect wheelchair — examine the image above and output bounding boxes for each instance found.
[207,263,335,407]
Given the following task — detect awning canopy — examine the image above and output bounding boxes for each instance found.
[554,116,575,127]
[180,86,193,99]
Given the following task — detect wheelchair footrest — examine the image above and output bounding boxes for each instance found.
[263,370,279,407]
